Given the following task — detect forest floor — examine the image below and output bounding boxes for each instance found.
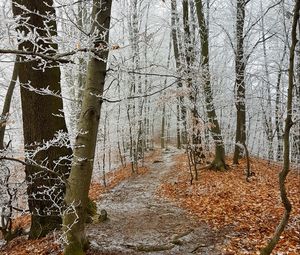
[1,147,299,255]
[159,152,300,255]
[87,147,225,255]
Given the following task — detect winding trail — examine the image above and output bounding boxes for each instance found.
[88,148,225,254]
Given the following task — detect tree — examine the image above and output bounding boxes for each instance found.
[275,45,286,162]
[127,0,143,172]
[182,0,206,175]
[260,0,300,253]
[292,8,300,164]
[12,0,72,239]
[260,0,275,162]
[63,0,112,254]
[161,35,172,149]
[64,0,89,136]
[194,0,227,170]
[171,0,187,148]
[233,0,247,164]
[0,56,19,150]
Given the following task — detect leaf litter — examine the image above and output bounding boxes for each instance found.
[1,149,299,255]
[158,153,300,255]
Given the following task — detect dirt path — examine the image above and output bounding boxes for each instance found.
[88,148,225,255]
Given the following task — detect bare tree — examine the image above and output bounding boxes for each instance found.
[0,57,19,150]
[260,1,300,253]
[63,1,112,254]
[233,0,247,164]
[195,0,227,170]
[171,0,187,148]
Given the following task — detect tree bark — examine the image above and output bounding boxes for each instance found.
[194,0,227,170]
[183,0,204,164]
[261,1,274,161]
[161,35,172,149]
[275,46,286,162]
[0,56,19,150]
[63,1,112,254]
[12,0,72,239]
[233,0,246,164]
[171,0,187,146]
[292,16,300,164]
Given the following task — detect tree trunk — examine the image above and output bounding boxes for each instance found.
[143,3,151,152]
[194,0,226,170]
[275,45,286,161]
[127,0,141,173]
[233,0,246,164]
[261,1,274,162]
[171,0,187,146]
[63,1,112,254]
[0,57,19,150]
[183,0,204,164]
[292,16,300,164]
[161,105,166,149]
[12,0,72,239]
[260,1,300,253]
[117,81,126,167]
[75,1,88,128]
[161,35,172,149]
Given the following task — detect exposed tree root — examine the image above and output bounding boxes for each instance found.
[209,159,228,171]
[124,243,175,252]
[170,228,193,245]
[197,164,211,171]
[124,229,194,252]
[191,243,208,253]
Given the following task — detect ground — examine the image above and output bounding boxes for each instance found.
[159,152,300,254]
[87,148,226,254]
[0,148,299,255]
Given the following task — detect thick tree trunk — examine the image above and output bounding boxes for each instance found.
[0,57,19,150]
[233,0,246,164]
[12,0,72,239]
[194,0,226,170]
[63,1,112,254]
[260,1,300,253]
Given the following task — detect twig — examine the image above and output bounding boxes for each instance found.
[0,156,63,178]
[0,47,105,64]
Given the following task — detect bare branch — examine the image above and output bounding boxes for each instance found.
[0,156,64,179]
[0,156,27,166]
[0,47,107,64]
[243,1,282,39]
[246,33,277,61]
[101,80,179,103]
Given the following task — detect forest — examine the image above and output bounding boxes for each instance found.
[0,0,299,254]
